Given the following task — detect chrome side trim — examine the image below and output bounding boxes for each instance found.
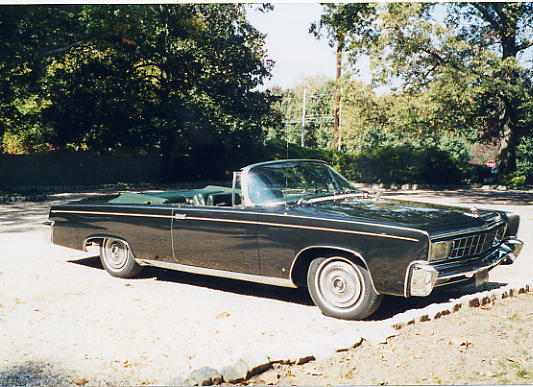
[291,246,380,295]
[51,209,174,219]
[184,216,419,242]
[54,205,429,236]
[136,259,297,288]
[304,193,366,204]
[430,220,505,240]
[196,209,426,236]
[52,209,419,242]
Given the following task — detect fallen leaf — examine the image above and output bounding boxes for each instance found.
[216,312,230,319]
[73,378,88,386]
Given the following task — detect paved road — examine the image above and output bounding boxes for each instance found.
[0,189,531,385]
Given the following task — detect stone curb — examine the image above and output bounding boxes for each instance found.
[174,280,533,386]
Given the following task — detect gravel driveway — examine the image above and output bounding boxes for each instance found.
[0,189,531,385]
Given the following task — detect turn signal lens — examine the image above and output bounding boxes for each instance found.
[429,241,452,261]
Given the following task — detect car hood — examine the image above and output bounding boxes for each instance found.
[291,198,500,236]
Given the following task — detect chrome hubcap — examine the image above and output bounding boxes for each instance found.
[316,259,363,310]
[104,240,128,270]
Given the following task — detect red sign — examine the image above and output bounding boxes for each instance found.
[486,160,497,169]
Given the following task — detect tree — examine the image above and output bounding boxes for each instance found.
[1,5,276,178]
[0,6,83,153]
[310,4,376,150]
[446,3,533,173]
[344,2,532,174]
[269,76,336,149]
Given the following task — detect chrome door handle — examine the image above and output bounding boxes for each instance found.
[174,213,187,220]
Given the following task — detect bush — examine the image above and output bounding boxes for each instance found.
[460,163,493,185]
[337,146,463,185]
[517,137,533,175]
[262,141,465,185]
[501,172,527,189]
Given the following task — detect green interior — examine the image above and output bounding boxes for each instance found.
[108,185,241,207]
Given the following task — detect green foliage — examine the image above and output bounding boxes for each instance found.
[517,137,533,175]
[262,138,334,163]
[501,172,526,189]
[0,4,276,178]
[333,2,533,174]
[262,140,464,185]
[267,76,336,149]
[309,3,377,48]
[340,146,463,185]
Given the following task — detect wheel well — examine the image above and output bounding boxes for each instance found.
[83,236,104,251]
[291,247,369,288]
[83,235,128,251]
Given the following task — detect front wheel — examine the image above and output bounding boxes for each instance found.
[307,256,382,320]
[100,238,143,278]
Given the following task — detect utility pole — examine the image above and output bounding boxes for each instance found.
[337,95,343,151]
[300,87,307,147]
[332,34,344,150]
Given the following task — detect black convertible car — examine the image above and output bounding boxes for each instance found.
[48,159,523,320]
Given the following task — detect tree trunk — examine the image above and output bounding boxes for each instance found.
[497,37,519,175]
[495,14,519,174]
[497,95,517,174]
[332,35,344,150]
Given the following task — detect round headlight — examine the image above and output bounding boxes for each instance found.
[429,241,452,261]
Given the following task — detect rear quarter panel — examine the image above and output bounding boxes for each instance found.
[50,204,174,261]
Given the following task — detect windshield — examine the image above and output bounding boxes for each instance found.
[246,161,359,206]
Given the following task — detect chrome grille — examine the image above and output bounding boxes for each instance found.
[448,224,505,259]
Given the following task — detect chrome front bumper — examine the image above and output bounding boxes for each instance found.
[407,238,524,297]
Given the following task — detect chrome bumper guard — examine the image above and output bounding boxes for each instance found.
[407,238,524,297]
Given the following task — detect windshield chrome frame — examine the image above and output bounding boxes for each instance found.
[239,159,344,208]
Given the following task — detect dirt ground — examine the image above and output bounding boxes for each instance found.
[0,188,531,385]
[250,292,533,386]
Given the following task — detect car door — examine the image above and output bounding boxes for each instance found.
[171,207,260,275]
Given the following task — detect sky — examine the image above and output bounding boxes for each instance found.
[249,3,532,93]
[247,3,373,91]
[247,4,337,90]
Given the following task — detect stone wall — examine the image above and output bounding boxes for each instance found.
[0,154,162,189]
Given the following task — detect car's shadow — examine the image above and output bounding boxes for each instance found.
[69,256,508,322]
[69,256,314,306]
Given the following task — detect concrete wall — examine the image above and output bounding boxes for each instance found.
[0,154,162,189]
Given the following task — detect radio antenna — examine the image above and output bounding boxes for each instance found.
[284,106,290,210]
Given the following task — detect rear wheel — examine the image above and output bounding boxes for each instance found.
[307,256,382,320]
[100,238,143,278]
